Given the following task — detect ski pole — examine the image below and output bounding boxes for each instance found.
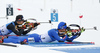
[85,26,97,31]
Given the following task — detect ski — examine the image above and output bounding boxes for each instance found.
[0,43,17,47]
[28,42,95,47]
[65,42,95,44]
[28,42,95,44]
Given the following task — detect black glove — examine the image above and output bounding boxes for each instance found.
[34,23,40,27]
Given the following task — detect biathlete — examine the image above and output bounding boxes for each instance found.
[0,15,40,43]
[0,15,40,36]
[1,22,85,44]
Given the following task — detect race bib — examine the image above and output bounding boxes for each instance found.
[28,37,35,43]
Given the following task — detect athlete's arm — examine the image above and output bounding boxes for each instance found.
[7,23,24,36]
[22,23,39,35]
[22,27,32,35]
[66,33,79,42]
[51,30,67,42]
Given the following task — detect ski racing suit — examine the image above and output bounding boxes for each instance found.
[0,22,32,36]
[3,29,77,43]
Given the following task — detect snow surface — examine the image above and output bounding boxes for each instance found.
[0,0,100,53]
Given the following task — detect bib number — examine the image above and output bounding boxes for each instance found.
[28,37,35,43]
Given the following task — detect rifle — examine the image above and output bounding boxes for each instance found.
[15,18,52,29]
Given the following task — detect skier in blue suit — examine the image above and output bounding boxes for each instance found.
[2,22,82,44]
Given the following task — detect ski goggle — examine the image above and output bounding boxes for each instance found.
[59,23,67,29]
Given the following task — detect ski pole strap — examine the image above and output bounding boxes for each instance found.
[69,24,81,29]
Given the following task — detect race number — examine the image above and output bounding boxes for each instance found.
[6,4,13,16]
[28,37,35,43]
[51,9,58,22]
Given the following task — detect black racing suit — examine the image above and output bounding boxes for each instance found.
[7,21,38,36]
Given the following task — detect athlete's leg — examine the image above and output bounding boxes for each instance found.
[28,33,41,42]
[3,38,20,44]
[8,36,19,39]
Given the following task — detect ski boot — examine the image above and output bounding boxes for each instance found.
[0,36,8,43]
[20,39,28,45]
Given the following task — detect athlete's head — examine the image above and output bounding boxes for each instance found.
[58,22,67,35]
[15,15,24,25]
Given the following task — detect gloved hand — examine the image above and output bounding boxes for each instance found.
[22,25,27,29]
[67,31,72,37]
[27,23,34,28]
[34,23,40,27]
[27,23,40,28]
[81,27,85,33]
[67,30,79,37]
